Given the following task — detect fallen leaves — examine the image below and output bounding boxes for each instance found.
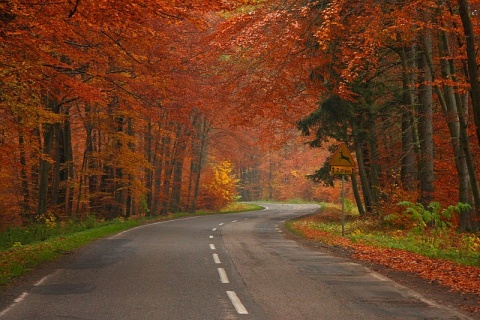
[292,221,480,312]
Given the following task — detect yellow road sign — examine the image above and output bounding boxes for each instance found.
[329,143,355,168]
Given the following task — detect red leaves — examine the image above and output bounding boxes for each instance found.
[294,223,480,297]
[352,246,480,296]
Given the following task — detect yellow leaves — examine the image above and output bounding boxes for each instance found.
[36,212,58,229]
[208,160,239,202]
[201,160,240,210]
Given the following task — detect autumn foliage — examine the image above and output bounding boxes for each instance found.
[1,0,480,238]
[211,0,480,231]
[0,0,335,230]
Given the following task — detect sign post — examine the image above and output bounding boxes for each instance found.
[329,143,356,237]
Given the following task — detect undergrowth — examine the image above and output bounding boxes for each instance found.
[287,204,480,267]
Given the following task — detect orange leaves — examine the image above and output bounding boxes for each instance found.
[293,221,480,297]
[353,246,480,296]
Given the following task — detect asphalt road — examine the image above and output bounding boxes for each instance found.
[0,203,472,319]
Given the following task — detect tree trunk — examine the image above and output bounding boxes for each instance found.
[417,31,435,207]
[367,109,380,205]
[353,137,374,213]
[170,125,187,213]
[437,28,477,230]
[145,121,153,216]
[457,0,480,147]
[161,132,175,215]
[398,45,417,190]
[19,128,31,218]
[64,110,75,216]
[351,173,365,215]
[151,129,164,215]
[191,116,209,213]
[38,92,57,217]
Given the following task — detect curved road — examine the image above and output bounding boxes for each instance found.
[0,204,471,319]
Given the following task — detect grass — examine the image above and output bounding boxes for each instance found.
[286,203,480,267]
[0,219,139,286]
[0,202,262,288]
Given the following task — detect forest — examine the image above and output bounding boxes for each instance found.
[0,0,480,233]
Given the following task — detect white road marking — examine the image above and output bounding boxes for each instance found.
[232,220,237,223]
[226,291,249,314]
[213,254,221,264]
[217,268,229,283]
[370,272,389,281]
[219,223,224,226]
[110,216,200,238]
[209,235,213,239]
[0,291,28,317]
[14,292,28,303]
[34,275,49,286]
[209,244,216,250]
[212,228,217,231]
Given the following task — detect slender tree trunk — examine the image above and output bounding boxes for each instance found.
[19,128,31,218]
[151,130,164,215]
[145,121,153,216]
[51,107,74,217]
[38,92,57,217]
[38,125,53,217]
[113,114,125,218]
[398,45,417,190]
[170,125,187,213]
[191,117,209,213]
[64,110,74,216]
[161,133,175,215]
[125,118,135,219]
[269,150,274,200]
[417,31,435,207]
[457,0,480,147]
[437,28,476,230]
[367,109,380,205]
[351,173,365,215]
[353,137,374,213]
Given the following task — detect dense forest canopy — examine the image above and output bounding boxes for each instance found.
[0,0,479,231]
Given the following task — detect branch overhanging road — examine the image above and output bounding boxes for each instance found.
[0,203,472,319]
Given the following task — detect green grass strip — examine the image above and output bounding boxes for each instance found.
[0,203,262,288]
[0,220,139,286]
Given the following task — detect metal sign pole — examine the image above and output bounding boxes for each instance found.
[341,174,345,237]
[329,143,355,237]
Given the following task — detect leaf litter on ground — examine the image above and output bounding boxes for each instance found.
[291,209,480,315]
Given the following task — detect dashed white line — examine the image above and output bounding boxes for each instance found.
[209,244,216,250]
[217,268,229,283]
[370,272,389,282]
[0,291,28,317]
[213,254,221,264]
[34,275,49,286]
[227,291,249,314]
[212,228,217,231]
[209,235,213,239]
[14,292,28,303]
[231,220,238,223]
[219,223,224,226]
